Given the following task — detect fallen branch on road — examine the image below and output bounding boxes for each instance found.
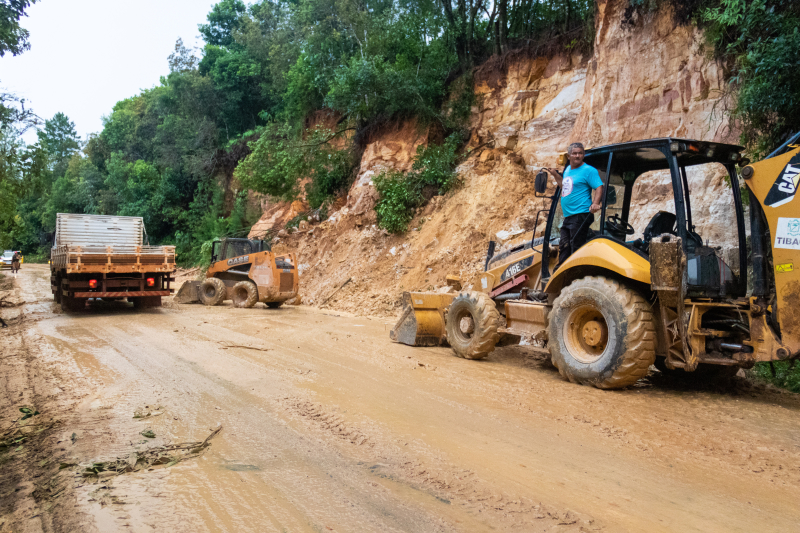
[217,341,271,352]
[78,425,223,480]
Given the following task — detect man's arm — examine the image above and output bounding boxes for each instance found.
[545,168,563,188]
[590,185,604,213]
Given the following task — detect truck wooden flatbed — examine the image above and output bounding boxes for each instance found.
[50,214,176,310]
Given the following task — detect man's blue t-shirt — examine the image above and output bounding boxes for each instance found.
[561,163,603,218]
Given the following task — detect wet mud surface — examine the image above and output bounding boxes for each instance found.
[2,265,800,532]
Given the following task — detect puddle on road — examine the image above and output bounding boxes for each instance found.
[43,334,119,382]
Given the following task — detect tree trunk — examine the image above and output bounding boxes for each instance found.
[498,0,508,54]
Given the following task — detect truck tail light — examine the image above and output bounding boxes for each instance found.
[146,277,155,287]
[89,279,98,289]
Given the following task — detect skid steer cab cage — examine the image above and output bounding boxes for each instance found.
[391,137,800,389]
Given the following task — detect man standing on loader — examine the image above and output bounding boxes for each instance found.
[546,142,604,270]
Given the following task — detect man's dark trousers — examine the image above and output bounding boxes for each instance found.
[557,212,594,270]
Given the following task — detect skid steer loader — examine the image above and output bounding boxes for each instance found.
[175,237,299,308]
[390,135,800,389]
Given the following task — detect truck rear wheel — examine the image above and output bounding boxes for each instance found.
[232,281,258,308]
[54,275,62,303]
[548,276,656,389]
[445,291,501,360]
[199,277,227,306]
[61,296,87,312]
[132,296,162,309]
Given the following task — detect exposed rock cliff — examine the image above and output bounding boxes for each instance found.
[251,0,741,316]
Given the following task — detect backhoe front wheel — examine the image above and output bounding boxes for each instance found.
[199,277,227,306]
[548,276,656,389]
[445,291,501,360]
[232,281,258,308]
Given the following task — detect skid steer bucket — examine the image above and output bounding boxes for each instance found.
[390,292,455,346]
[174,280,202,303]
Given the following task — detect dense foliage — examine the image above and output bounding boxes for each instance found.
[1,0,595,261]
[0,0,37,57]
[699,0,800,156]
[750,361,800,394]
[374,133,461,233]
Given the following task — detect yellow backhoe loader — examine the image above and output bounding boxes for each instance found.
[175,237,299,308]
[391,135,800,389]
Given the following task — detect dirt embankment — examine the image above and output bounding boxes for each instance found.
[248,0,740,317]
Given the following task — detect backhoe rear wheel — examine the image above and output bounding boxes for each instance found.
[199,277,227,306]
[548,276,656,389]
[445,291,501,360]
[232,281,258,308]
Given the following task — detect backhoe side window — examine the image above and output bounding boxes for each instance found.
[628,169,675,241]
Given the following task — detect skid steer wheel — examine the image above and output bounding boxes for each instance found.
[232,281,258,308]
[445,291,501,360]
[548,276,656,389]
[199,277,227,306]
[266,301,283,309]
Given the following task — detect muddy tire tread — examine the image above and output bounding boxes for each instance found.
[232,281,259,308]
[199,277,227,306]
[445,291,501,360]
[549,276,656,389]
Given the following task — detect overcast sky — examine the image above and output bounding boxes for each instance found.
[1,0,218,144]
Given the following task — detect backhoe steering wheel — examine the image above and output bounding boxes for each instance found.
[606,214,635,236]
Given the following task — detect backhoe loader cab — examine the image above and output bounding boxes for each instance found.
[174,237,299,308]
[541,139,747,299]
[391,137,800,389]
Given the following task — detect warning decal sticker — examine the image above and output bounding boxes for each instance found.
[764,152,800,208]
[774,218,800,250]
[776,263,794,273]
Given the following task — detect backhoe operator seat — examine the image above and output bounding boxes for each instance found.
[636,211,677,255]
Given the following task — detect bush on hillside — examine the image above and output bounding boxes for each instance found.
[373,133,461,233]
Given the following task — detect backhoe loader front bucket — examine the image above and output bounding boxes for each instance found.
[390,292,455,346]
[174,280,201,304]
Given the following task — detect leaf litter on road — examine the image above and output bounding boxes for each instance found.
[77,425,223,480]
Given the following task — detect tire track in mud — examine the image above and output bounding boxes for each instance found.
[428,343,800,490]
[276,394,604,532]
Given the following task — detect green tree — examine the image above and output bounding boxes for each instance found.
[701,0,800,154]
[199,0,247,48]
[0,0,37,57]
[37,112,81,176]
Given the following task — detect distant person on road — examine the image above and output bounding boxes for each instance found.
[11,252,20,274]
[545,142,604,270]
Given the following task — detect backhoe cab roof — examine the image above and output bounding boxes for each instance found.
[583,138,744,174]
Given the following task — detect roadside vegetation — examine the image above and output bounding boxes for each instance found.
[1,0,594,259]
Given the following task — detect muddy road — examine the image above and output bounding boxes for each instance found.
[2,265,800,532]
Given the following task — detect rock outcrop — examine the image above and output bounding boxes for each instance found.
[251,0,742,315]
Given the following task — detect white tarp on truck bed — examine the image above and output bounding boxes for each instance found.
[55,214,144,247]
